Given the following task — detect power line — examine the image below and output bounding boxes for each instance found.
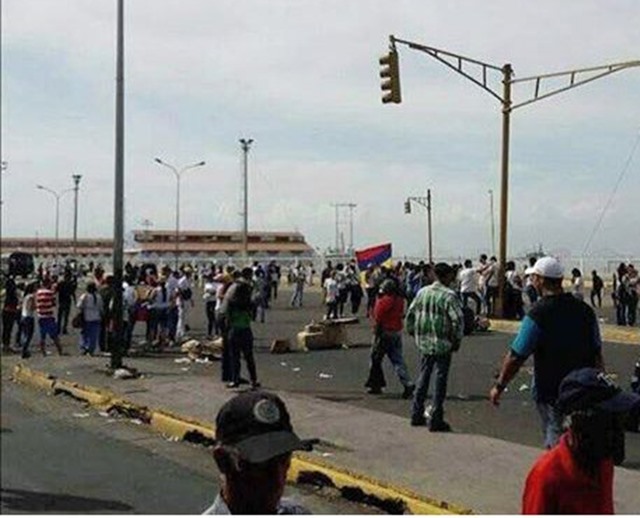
[582,128,640,256]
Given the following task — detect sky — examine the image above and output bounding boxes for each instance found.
[1,0,639,260]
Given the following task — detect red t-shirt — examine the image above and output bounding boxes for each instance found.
[373,294,404,332]
[522,433,614,514]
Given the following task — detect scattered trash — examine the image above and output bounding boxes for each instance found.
[113,367,138,380]
[98,411,110,418]
[321,452,334,458]
[180,367,190,372]
[292,367,301,372]
[73,412,90,418]
[130,419,143,425]
[66,371,73,375]
[194,358,210,364]
[318,372,333,379]
[519,384,529,392]
[280,362,288,367]
[456,394,469,401]
[174,358,191,364]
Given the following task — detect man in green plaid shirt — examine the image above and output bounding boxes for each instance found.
[405,262,464,431]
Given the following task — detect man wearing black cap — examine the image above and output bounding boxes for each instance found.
[522,367,640,514]
[204,391,315,514]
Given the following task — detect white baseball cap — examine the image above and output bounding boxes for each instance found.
[525,256,564,279]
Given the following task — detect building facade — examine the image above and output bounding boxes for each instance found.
[1,230,317,265]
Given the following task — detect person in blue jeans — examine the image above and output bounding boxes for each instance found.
[490,256,604,449]
[405,263,463,432]
[19,283,37,359]
[77,282,104,355]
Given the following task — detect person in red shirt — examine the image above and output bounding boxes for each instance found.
[364,279,414,398]
[35,278,64,356]
[523,367,640,514]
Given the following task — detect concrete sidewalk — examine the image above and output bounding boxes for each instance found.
[5,354,640,514]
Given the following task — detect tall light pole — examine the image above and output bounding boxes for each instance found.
[154,158,205,269]
[488,189,496,256]
[404,191,433,263]
[0,161,7,239]
[239,138,253,265]
[36,185,73,263]
[384,34,639,316]
[72,174,82,259]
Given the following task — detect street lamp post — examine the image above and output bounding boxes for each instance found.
[36,185,74,263]
[154,158,205,269]
[239,138,253,265]
[0,161,7,239]
[72,174,82,259]
[404,190,433,263]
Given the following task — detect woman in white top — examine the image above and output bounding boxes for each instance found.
[571,268,584,301]
[19,282,37,358]
[77,281,104,355]
[149,278,170,347]
[203,275,218,337]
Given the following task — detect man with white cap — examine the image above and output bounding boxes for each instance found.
[489,256,605,449]
[204,391,316,514]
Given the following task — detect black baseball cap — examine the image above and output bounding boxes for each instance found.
[558,368,640,414]
[215,391,316,464]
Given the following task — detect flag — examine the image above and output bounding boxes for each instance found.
[355,243,392,270]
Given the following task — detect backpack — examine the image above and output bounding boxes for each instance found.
[229,281,253,312]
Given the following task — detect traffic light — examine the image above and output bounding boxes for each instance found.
[404,199,411,214]
[379,49,401,104]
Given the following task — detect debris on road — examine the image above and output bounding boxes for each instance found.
[180,338,222,361]
[318,372,333,379]
[72,412,90,418]
[270,339,292,354]
[519,384,529,392]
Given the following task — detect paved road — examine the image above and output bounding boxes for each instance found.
[148,285,639,468]
[0,381,381,514]
[16,284,639,469]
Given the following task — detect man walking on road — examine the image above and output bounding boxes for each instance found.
[220,267,260,389]
[406,263,464,431]
[490,256,604,449]
[35,278,64,356]
[205,391,315,514]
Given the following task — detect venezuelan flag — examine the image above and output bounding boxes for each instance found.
[355,243,392,270]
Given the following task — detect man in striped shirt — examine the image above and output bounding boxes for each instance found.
[36,279,64,355]
[405,262,464,431]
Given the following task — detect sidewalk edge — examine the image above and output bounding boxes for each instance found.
[11,364,472,515]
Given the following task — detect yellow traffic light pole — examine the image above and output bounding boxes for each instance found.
[382,34,639,316]
[405,192,433,264]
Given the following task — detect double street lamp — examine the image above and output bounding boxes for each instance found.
[154,158,206,269]
[36,184,74,263]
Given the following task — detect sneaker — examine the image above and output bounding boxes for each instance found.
[21,351,31,359]
[410,416,427,427]
[227,382,240,389]
[366,387,383,395]
[401,384,415,400]
[251,381,261,390]
[429,420,452,433]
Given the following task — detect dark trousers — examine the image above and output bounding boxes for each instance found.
[590,290,602,308]
[326,301,338,320]
[628,296,638,326]
[57,301,72,334]
[366,288,377,317]
[205,301,216,336]
[229,327,257,384]
[411,353,452,426]
[461,292,482,315]
[2,310,19,348]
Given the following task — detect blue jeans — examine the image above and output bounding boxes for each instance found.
[80,320,101,354]
[365,331,412,389]
[411,353,452,425]
[20,316,35,356]
[536,401,564,449]
[290,285,304,307]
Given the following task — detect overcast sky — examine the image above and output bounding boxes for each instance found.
[2,0,639,259]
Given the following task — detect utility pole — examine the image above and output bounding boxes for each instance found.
[385,34,640,316]
[111,0,125,371]
[332,203,357,254]
[488,189,496,256]
[404,191,433,263]
[240,138,253,265]
[72,174,82,258]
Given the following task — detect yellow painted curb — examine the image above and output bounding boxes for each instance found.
[489,319,639,345]
[54,379,114,408]
[289,454,471,515]
[150,409,215,440]
[11,365,470,514]
[11,364,56,392]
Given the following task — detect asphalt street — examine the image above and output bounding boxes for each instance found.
[1,380,383,514]
[164,284,640,468]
